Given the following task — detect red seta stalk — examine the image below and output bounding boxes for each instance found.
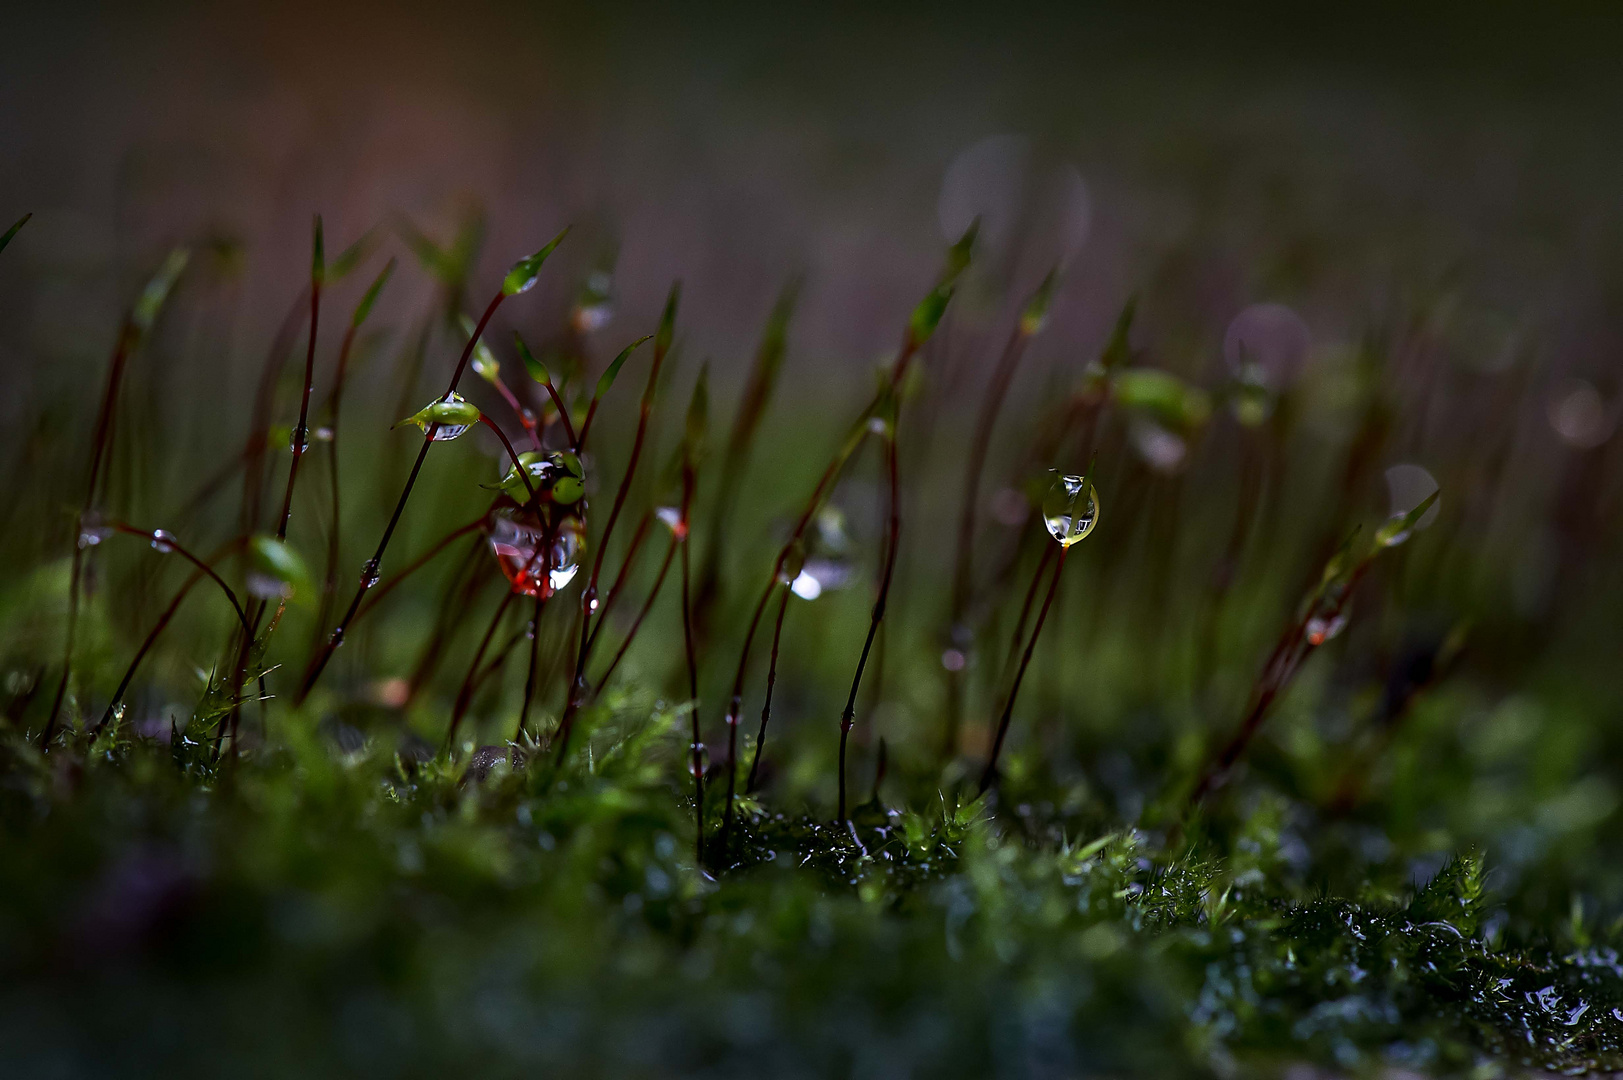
[836,433,901,822]
[980,545,1069,794]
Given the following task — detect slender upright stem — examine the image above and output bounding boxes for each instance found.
[679,468,703,864]
[590,531,678,694]
[1000,539,1056,686]
[516,593,546,741]
[447,587,520,750]
[300,288,506,702]
[314,323,360,660]
[92,569,204,739]
[582,509,653,659]
[836,435,901,822]
[239,290,311,537]
[945,322,1033,759]
[745,582,791,793]
[108,525,251,635]
[980,546,1069,794]
[1185,561,1373,811]
[477,414,535,499]
[43,317,137,748]
[350,515,488,626]
[90,536,246,738]
[274,247,322,541]
[449,525,553,748]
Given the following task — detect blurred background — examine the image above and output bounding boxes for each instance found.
[4,0,1623,915]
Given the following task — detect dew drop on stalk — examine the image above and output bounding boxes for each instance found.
[688,742,709,779]
[289,425,310,454]
[359,559,381,589]
[488,506,583,598]
[150,529,177,554]
[790,557,851,601]
[776,541,806,586]
[1042,473,1100,546]
[1305,613,1348,646]
[656,505,687,539]
[78,512,111,549]
[397,391,478,441]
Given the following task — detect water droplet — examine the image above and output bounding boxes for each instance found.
[247,573,291,601]
[941,648,967,672]
[776,541,806,585]
[488,506,584,598]
[312,426,334,442]
[1305,613,1348,646]
[790,557,851,601]
[572,302,613,333]
[329,627,346,648]
[398,392,478,441]
[655,505,688,539]
[688,741,709,779]
[289,425,310,453]
[359,559,381,589]
[149,529,177,554]
[1042,473,1100,547]
[77,513,112,549]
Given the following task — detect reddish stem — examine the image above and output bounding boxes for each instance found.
[980,546,1069,793]
[300,287,506,703]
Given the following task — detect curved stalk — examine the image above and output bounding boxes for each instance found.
[745,582,791,793]
[90,536,247,739]
[589,531,678,695]
[477,414,535,499]
[274,218,323,542]
[980,546,1069,794]
[836,433,901,823]
[301,286,508,702]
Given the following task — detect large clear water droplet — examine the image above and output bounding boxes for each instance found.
[1042,473,1100,546]
[688,741,709,779]
[359,559,381,589]
[488,507,584,598]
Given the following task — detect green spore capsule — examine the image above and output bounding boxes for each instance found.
[396,392,479,441]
